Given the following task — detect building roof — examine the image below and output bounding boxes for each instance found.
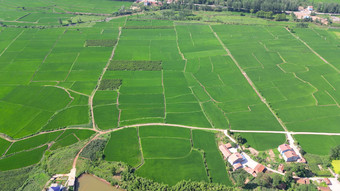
[254,164,266,173]
[298,157,307,163]
[233,163,242,169]
[219,144,232,158]
[324,178,331,185]
[296,178,310,185]
[229,153,243,164]
[284,150,298,159]
[225,143,233,149]
[278,144,292,152]
[244,166,255,174]
[318,186,331,191]
[48,184,63,191]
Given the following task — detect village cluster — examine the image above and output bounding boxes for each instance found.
[219,139,335,190]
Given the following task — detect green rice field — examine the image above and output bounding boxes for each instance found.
[1,1,340,188]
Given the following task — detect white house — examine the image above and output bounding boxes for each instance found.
[278,144,299,162]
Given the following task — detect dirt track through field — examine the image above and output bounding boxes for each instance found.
[89,26,122,131]
[209,25,290,133]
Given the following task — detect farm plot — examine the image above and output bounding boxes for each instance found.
[104,128,142,167]
[6,131,62,155]
[212,25,340,136]
[137,150,209,186]
[176,25,283,131]
[106,125,232,185]
[50,129,95,150]
[136,126,211,185]
[192,130,232,185]
[294,135,340,155]
[236,133,286,151]
[0,86,71,138]
[0,145,47,171]
[0,138,11,156]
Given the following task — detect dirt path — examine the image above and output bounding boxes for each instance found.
[209,25,289,133]
[173,24,188,72]
[230,129,340,136]
[285,27,340,74]
[89,26,122,131]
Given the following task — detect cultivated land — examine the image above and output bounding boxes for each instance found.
[1,0,340,190]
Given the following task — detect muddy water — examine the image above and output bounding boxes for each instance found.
[76,174,118,191]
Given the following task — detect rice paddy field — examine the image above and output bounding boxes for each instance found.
[1,0,340,188]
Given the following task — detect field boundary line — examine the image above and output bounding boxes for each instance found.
[1,143,49,159]
[285,27,340,74]
[30,29,66,82]
[2,142,13,156]
[0,30,25,57]
[325,91,340,107]
[135,127,145,170]
[173,24,188,72]
[189,87,215,128]
[89,27,122,131]
[321,75,336,90]
[63,52,80,81]
[161,70,166,120]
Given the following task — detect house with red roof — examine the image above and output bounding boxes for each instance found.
[278,144,299,162]
[219,144,232,159]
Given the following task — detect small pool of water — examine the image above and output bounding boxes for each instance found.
[76,174,118,191]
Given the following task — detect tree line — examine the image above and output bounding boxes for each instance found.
[158,0,340,14]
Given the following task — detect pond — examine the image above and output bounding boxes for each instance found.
[76,174,120,191]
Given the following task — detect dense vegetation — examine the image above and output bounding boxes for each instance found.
[85,39,117,47]
[98,79,122,90]
[108,60,163,71]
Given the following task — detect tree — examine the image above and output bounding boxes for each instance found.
[275,13,286,21]
[291,163,312,177]
[330,145,340,160]
[284,171,293,184]
[236,173,246,187]
[255,172,272,187]
[272,173,282,188]
[291,12,297,21]
[58,18,63,25]
[296,184,318,191]
[235,134,246,145]
[250,9,254,15]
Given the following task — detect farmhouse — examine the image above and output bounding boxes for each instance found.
[228,152,244,165]
[318,186,331,191]
[278,144,291,153]
[219,144,232,158]
[233,163,243,170]
[254,164,266,174]
[278,164,285,173]
[324,178,331,185]
[48,183,64,191]
[283,150,299,162]
[278,144,299,162]
[296,178,310,185]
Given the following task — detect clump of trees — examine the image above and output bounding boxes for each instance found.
[108,61,162,71]
[80,139,107,161]
[98,79,122,90]
[330,145,340,160]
